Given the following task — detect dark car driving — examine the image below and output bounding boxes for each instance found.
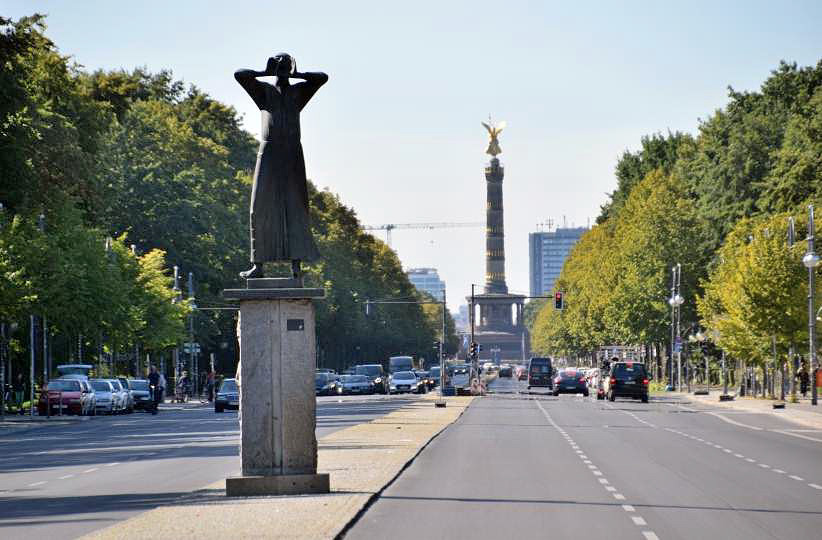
[315,373,339,396]
[527,357,553,389]
[128,379,153,411]
[606,362,650,403]
[552,368,589,397]
[215,378,239,412]
[354,364,388,394]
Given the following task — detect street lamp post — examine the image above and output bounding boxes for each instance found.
[668,264,684,392]
[803,204,820,406]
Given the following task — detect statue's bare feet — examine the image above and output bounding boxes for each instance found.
[239,264,263,279]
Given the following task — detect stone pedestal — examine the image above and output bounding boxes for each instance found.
[222,280,328,496]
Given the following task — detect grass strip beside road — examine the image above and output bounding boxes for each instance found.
[82,394,474,540]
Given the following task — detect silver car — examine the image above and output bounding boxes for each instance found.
[108,379,132,413]
[90,379,116,415]
[336,375,375,395]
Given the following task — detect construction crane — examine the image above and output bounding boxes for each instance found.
[361,222,484,246]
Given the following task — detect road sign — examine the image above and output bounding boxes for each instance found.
[183,342,201,353]
[674,337,682,353]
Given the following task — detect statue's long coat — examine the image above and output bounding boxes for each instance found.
[235,71,322,263]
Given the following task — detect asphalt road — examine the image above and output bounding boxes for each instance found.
[0,394,420,540]
[347,375,822,540]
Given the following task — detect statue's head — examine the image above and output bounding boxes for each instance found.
[273,53,296,76]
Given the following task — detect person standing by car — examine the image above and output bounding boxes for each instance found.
[148,365,161,414]
[206,371,215,402]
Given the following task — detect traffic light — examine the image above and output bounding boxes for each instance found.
[554,291,563,310]
[469,342,478,359]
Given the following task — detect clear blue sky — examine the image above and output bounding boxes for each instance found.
[8,1,822,309]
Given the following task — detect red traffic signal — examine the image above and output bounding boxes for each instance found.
[554,291,563,310]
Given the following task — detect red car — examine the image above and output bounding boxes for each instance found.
[37,379,87,415]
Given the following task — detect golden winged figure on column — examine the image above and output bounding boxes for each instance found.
[481,116,506,157]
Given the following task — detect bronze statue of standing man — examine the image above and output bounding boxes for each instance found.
[234,54,327,279]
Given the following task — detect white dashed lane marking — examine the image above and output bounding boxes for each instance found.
[534,397,659,539]
[58,474,74,480]
[28,481,46,487]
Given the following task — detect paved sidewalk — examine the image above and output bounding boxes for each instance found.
[667,389,822,430]
[83,394,474,540]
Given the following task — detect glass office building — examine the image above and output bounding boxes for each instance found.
[529,227,588,296]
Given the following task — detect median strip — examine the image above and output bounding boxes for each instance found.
[82,394,473,540]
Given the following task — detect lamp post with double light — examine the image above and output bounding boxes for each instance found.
[668,264,684,391]
[803,205,820,406]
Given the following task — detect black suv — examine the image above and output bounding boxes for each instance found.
[527,357,553,390]
[606,362,649,403]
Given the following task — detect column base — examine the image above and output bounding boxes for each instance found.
[226,473,330,497]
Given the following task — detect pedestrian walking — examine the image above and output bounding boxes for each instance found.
[799,363,810,398]
[206,371,215,402]
[148,365,161,414]
[158,371,167,404]
[13,373,25,414]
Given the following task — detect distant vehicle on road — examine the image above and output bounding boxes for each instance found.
[37,379,92,416]
[413,370,434,390]
[108,379,133,413]
[527,357,553,390]
[355,364,388,394]
[605,361,650,403]
[90,379,117,415]
[428,366,442,387]
[389,371,425,394]
[515,365,528,381]
[316,368,336,375]
[498,364,513,378]
[389,356,414,374]
[451,365,471,395]
[128,379,153,411]
[55,364,93,380]
[215,378,239,412]
[336,375,374,395]
[315,373,339,396]
[552,368,589,397]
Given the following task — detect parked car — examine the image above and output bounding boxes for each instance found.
[498,364,513,378]
[335,375,375,395]
[315,373,339,396]
[389,371,424,394]
[90,379,117,414]
[552,368,589,397]
[37,378,92,416]
[527,357,553,390]
[108,379,133,413]
[128,379,154,411]
[354,364,388,394]
[316,368,336,375]
[605,361,650,403]
[215,378,239,412]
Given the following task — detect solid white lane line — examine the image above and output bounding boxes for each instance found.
[790,475,805,481]
[632,516,647,526]
[772,429,822,443]
[58,474,74,480]
[708,411,763,430]
[28,481,46,487]
[622,505,635,512]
